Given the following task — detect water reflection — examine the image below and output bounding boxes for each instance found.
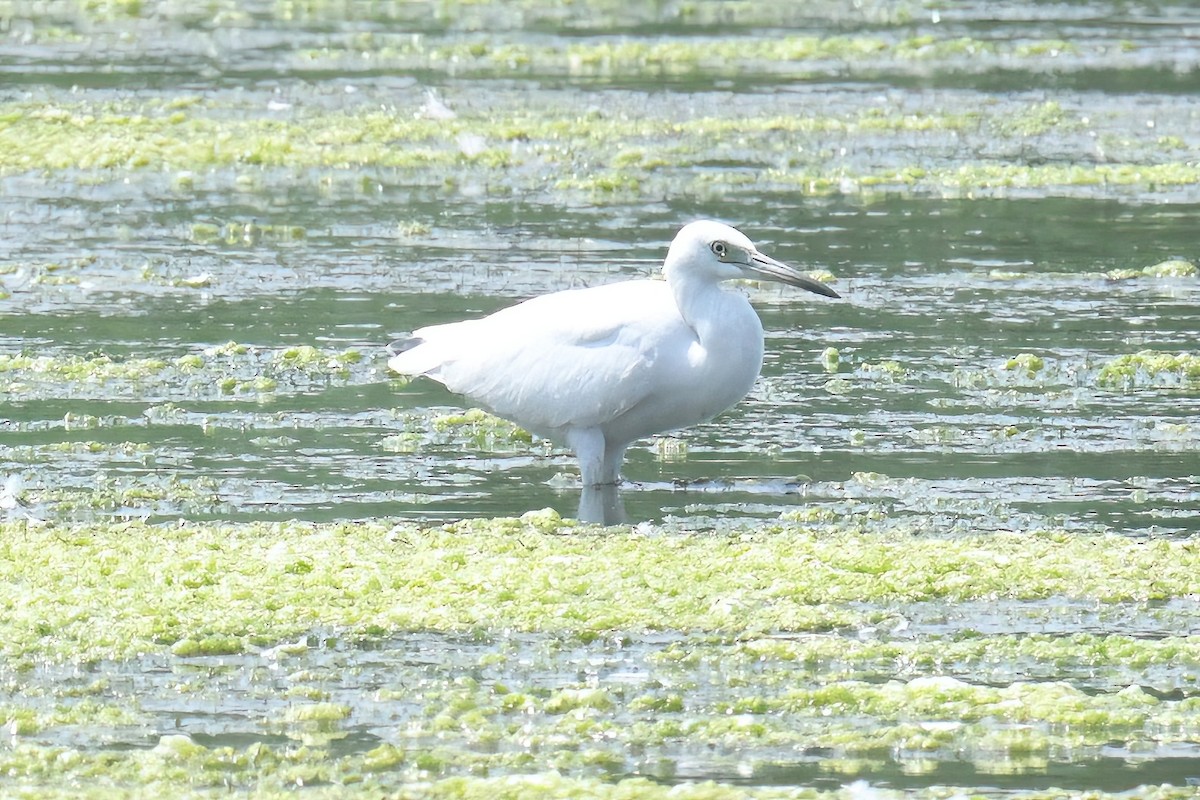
[577,484,627,526]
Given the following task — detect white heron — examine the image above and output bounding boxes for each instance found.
[388,220,839,487]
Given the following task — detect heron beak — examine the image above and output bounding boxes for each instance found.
[745,252,841,299]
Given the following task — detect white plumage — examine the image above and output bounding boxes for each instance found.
[388,220,839,486]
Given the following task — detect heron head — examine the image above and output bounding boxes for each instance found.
[665,220,840,299]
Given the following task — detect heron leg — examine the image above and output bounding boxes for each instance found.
[599,444,627,485]
[566,428,615,487]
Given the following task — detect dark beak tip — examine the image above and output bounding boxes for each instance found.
[798,278,841,300]
[386,335,423,356]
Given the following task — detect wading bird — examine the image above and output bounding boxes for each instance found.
[388,220,839,488]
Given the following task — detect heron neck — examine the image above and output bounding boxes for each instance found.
[669,272,740,343]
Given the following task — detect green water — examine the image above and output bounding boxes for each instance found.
[1,1,1199,797]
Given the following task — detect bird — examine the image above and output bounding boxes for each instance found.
[387,220,839,488]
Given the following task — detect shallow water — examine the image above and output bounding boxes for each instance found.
[3,195,1196,533]
[13,620,1200,793]
[2,1,1199,795]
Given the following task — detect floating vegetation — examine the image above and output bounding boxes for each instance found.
[1108,259,1199,280]
[0,344,371,401]
[1,94,1197,201]
[654,436,688,462]
[1097,351,1200,389]
[7,517,1199,663]
[0,352,170,382]
[189,221,308,245]
[992,100,1077,137]
[431,407,533,446]
[1,518,1199,796]
[1143,258,1197,277]
[1003,352,1045,375]
[819,347,841,373]
[858,360,906,381]
[286,33,1116,82]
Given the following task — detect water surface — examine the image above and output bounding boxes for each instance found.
[1,1,1199,796]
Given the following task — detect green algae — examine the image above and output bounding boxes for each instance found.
[819,347,841,373]
[1142,258,1197,277]
[1,760,1193,800]
[849,161,1200,196]
[169,634,245,658]
[432,408,533,445]
[0,353,171,383]
[2,511,1199,796]
[288,33,1106,81]
[1097,350,1200,389]
[189,221,307,246]
[380,408,535,456]
[993,100,1078,137]
[1,95,1192,201]
[281,702,352,724]
[2,630,1198,799]
[770,677,1157,730]
[654,436,688,463]
[274,344,362,371]
[726,632,1200,675]
[0,101,460,172]
[544,688,615,715]
[2,517,1198,664]
[0,343,369,401]
[1003,353,1045,376]
[0,698,141,737]
[858,360,906,381]
[1106,259,1197,280]
[939,347,1200,396]
[1,96,967,172]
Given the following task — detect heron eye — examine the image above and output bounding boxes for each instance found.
[711,241,728,259]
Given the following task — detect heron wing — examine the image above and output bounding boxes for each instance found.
[389,280,689,432]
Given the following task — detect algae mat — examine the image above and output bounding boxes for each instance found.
[3,516,1200,798]
[2,0,1200,797]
